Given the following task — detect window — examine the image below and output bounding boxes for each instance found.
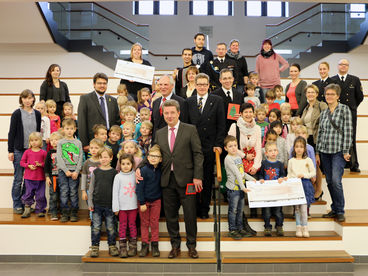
[160,0,175,15]
[133,1,177,15]
[136,1,154,15]
[267,1,281,17]
[214,1,231,16]
[245,1,288,17]
[190,1,233,16]
[192,0,208,15]
[246,1,262,16]
[350,4,366,18]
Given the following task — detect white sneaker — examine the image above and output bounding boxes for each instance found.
[302,226,310,238]
[296,225,302,237]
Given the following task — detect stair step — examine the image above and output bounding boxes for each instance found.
[221,250,354,263]
[221,231,341,241]
[100,232,215,242]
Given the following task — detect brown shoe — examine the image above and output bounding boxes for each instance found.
[168,247,181,259]
[188,248,199,259]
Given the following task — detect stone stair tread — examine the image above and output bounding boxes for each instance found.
[100,232,215,241]
[82,250,217,263]
[221,250,354,263]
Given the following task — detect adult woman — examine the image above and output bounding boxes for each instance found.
[301,84,327,200]
[8,89,41,214]
[226,39,249,93]
[316,84,352,222]
[40,64,70,117]
[120,43,152,101]
[312,61,335,103]
[178,66,198,99]
[255,39,289,92]
[285,63,307,116]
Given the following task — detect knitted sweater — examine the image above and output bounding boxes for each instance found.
[255,54,289,89]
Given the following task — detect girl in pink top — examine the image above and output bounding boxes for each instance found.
[20,132,47,218]
[255,39,289,90]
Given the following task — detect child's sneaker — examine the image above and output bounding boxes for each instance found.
[90,246,99,258]
[264,228,272,237]
[50,213,58,221]
[228,230,242,240]
[238,229,253,238]
[37,212,45,218]
[21,206,31,218]
[109,245,119,257]
[302,226,310,238]
[60,209,69,222]
[70,209,79,222]
[296,226,302,237]
[276,226,284,236]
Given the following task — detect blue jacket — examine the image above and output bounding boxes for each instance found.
[136,163,162,205]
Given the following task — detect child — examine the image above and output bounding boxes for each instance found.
[139,107,151,122]
[121,121,136,142]
[62,102,75,120]
[138,121,153,157]
[137,87,152,112]
[89,147,119,258]
[265,89,280,112]
[137,145,162,257]
[288,137,316,238]
[57,119,83,222]
[116,140,143,171]
[286,117,303,154]
[274,85,285,106]
[117,95,128,111]
[35,101,50,150]
[126,101,142,125]
[224,136,255,240]
[81,138,104,204]
[261,129,277,160]
[244,84,261,108]
[262,108,281,146]
[121,106,141,139]
[255,106,269,141]
[281,107,292,135]
[45,131,63,220]
[117,83,134,101]
[269,121,288,167]
[258,141,286,236]
[93,124,108,143]
[249,72,265,103]
[112,153,138,258]
[106,125,122,169]
[46,99,61,133]
[291,126,317,170]
[20,132,47,218]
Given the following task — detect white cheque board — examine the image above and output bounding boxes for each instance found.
[114,59,155,85]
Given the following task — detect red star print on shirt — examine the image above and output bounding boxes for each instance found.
[123,182,136,198]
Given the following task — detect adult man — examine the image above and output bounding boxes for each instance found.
[187,73,226,219]
[174,48,194,95]
[77,73,120,151]
[191,33,213,66]
[213,69,244,133]
[331,59,364,172]
[201,42,237,91]
[151,75,187,137]
[226,39,249,93]
[155,100,204,259]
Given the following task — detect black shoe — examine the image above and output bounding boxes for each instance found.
[322,211,336,218]
[336,214,345,222]
[314,191,324,201]
[200,213,209,219]
[350,167,361,173]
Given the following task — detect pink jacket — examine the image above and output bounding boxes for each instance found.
[255,54,289,89]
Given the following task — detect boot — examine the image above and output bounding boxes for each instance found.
[139,242,149,257]
[128,237,137,257]
[109,245,119,257]
[243,213,257,236]
[60,209,69,222]
[119,239,128,258]
[90,245,99,258]
[296,226,303,238]
[151,242,160,257]
[302,226,310,238]
[21,206,31,218]
[70,208,79,222]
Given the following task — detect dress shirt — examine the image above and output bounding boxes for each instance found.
[338,74,348,82]
[95,91,110,129]
[168,121,180,170]
[222,87,233,101]
[197,93,208,113]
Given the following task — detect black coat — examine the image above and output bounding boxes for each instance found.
[40,80,71,117]
[200,57,237,90]
[312,77,336,103]
[331,74,364,110]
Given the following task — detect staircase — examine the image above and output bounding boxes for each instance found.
[37,2,149,69]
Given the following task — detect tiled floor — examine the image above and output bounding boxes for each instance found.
[0,263,367,275]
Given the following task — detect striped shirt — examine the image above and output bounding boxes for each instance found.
[316,103,353,155]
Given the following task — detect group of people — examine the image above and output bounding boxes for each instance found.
[7,34,364,259]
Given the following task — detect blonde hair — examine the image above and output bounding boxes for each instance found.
[117,95,128,108]
[62,118,76,127]
[280,102,291,112]
[140,107,150,115]
[89,138,104,148]
[148,144,161,155]
[319,61,330,70]
[137,87,151,105]
[295,125,308,135]
[119,140,142,158]
[98,146,113,158]
[28,132,43,148]
[62,102,74,117]
[130,43,143,60]
[117,84,128,96]
[123,121,135,132]
[123,106,137,116]
[141,120,153,130]
[249,72,259,79]
[35,101,46,110]
[255,106,267,115]
[109,125,122,135]
[45,99,56,109]
[50,131,63,141]
[265,141,277,152]
[92,124,107,135]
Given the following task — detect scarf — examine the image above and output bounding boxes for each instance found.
[237,117,257,136]
[260,49,275,59]
[226,49,241,60]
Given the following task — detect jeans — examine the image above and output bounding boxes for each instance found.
[295,204,308,226]
[58,170,79,211]
[262,207,283,229]
[11,149,25,209]
[48,176,60,214]
[227,189,244,231]
[91,205,116,246]
[320,152,346,214]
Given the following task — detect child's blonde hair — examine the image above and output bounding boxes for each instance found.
[141,120,153,130]
[123,121,136,132]
[28,132,43,148]
[98,146,113,158]
[281,108,291,116]
[119,140,143,158]
[92,124,107,135]
[140,107,150,115]
[290,117,303,133]
[249,72,259,79]
[117,95,128,108]
[50,131,63,141]
[117,84,128,96]
[45,99,56,109]
[148,144,161,155]
[89,138,104,148]
[265,141,277,152]
[122,106,137,116]
[109,125,122,136]
[137,87,151,105]
[62,118,76,127]
[280,102,291,112]
[295,125,308,136]
[35,101,46,112]
[62,102,74,117]
[255,106,267,116]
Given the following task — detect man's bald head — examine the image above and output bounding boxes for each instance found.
[338,59,350,75]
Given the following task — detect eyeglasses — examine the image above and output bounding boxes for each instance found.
[196,83,209,87]
[95,82,107,85]
[149,155,161,159]
[338,63,349,66]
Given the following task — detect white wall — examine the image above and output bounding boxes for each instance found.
[0,2,53,43]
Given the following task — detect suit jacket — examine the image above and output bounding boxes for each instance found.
[331,74,364,110]
[212,87,244,132]
[312,77,336,103]
[151,94,188,136]
[187,94,226,152]
[154,122,203,188]
[77,91,120,147]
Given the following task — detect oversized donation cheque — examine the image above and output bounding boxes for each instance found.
[114,59,155,85]
[246,178,306,208]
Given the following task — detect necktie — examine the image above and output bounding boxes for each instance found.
[226,91,232,102]
[100,96,106,121]
[170,127,176,152]
[198,97,203,113]
[160,97,166,116]
[341,76,344,83]
[220,58,224,63]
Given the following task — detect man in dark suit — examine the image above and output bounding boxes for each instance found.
[331,59,364,172]
[77,73,120,151]
[187,73,226,219]
[154,99,204,259]
[213,69,244,133]
[151,75,187,137]
[312,61,336,103]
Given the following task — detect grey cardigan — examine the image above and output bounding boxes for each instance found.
[285,80,307,116]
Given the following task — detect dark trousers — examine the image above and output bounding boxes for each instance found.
[48,176,60,214]
[262,207,284,229]
[22,179,47,213]
[162,172,197,249]
[11,149,25,209]
[196,150,215,216]
[349,109,359,169]
[91,205,116,246]
[58,170,79,211]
